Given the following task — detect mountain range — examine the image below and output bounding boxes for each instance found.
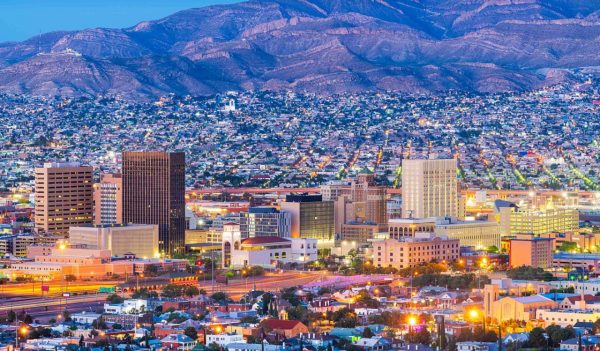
[1,0,600,99]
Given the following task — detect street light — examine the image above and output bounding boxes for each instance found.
[408,316,417,334]
[468,309,486,333]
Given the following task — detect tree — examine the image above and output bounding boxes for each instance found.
[558,242,579,253]
[132,288,158,299]
[240,316,260,324]
[63,310,72,322]
[286,306,308,324]
[106,294,124,304]
[184,285,200,298]
[362,327,374,338]
[162,284,184,298]
[184,327,198,340]
[7,310,16,323]
[546,325,575,347]
[211,292,230,303]
[92,319,107,330]
[332,308,358,328]
[112,323,123,330]
[527,327,547,348]
[259,293,274,315]
[406,329,432,345]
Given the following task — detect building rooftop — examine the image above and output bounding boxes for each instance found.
[241,236,290,245]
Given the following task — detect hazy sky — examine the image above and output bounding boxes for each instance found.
[0,0,240,43]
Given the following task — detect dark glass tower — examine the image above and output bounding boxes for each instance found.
[122,151,185,255]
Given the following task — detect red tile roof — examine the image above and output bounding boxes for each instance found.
[262,319,305,330]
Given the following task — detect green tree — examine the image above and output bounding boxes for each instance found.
[558,242,579,253]
[184,285,200,298]
[184,327,198,340]
[546,325,575,347]
[239,316,259,324]
[106,294,124,304]
[527,327,547,348]
[161,284,184,298]
[210,292,231,303]
[7,310,16,323]
[406,329,432,345]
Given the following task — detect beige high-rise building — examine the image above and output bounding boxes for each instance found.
[351,171,387,227]
[34,162,94,237]
[401,158,458,219]
[93,173,122,225]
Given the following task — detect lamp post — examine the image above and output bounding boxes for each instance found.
[469,309,485,333]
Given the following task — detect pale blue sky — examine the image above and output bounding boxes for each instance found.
[0,0,240,43]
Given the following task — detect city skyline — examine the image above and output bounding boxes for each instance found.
[0,1,599,351]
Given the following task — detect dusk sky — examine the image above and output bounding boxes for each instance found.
[0,0,239,42]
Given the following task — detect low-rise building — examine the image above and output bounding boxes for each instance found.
[488,295,556,322]
[222,223,317,268]
[536,309,600,327]
[68,224,159,258]
[205,333,244,347]
[161,334,196,351]
[372,234,460,270]
[435,218,500,249]
[5,246,133,280]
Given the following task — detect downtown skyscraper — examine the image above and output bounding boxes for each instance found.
[34,162,94,237]
[401,158,458,219]
[122,151,185,255]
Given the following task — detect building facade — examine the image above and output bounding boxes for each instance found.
[239,207,291,238]
[34,162,94,237]
[69,224,159,258]
[504,207,579,236]
[122,152,186,256]
[388,218,436,240]
[221,223,317,269]
[435,218,501,249]
[280,194,334,248]
[93,173,122,225]
[372,234,460,270]
[509,235,554,268]
[401,158,458,219]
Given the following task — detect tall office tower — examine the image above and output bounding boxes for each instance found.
[351,171,387,227]
[239,207,292,238]
[34,162,94,237]
[93,173,123,225]
[401,158,458,219]
[122,152,185,256]
[280,194,334,248]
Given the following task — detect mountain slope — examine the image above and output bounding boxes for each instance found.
[1,0,600,99]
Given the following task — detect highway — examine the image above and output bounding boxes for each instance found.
[0,271,325,319]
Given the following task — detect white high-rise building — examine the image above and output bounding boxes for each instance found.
[401,158,458,219]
